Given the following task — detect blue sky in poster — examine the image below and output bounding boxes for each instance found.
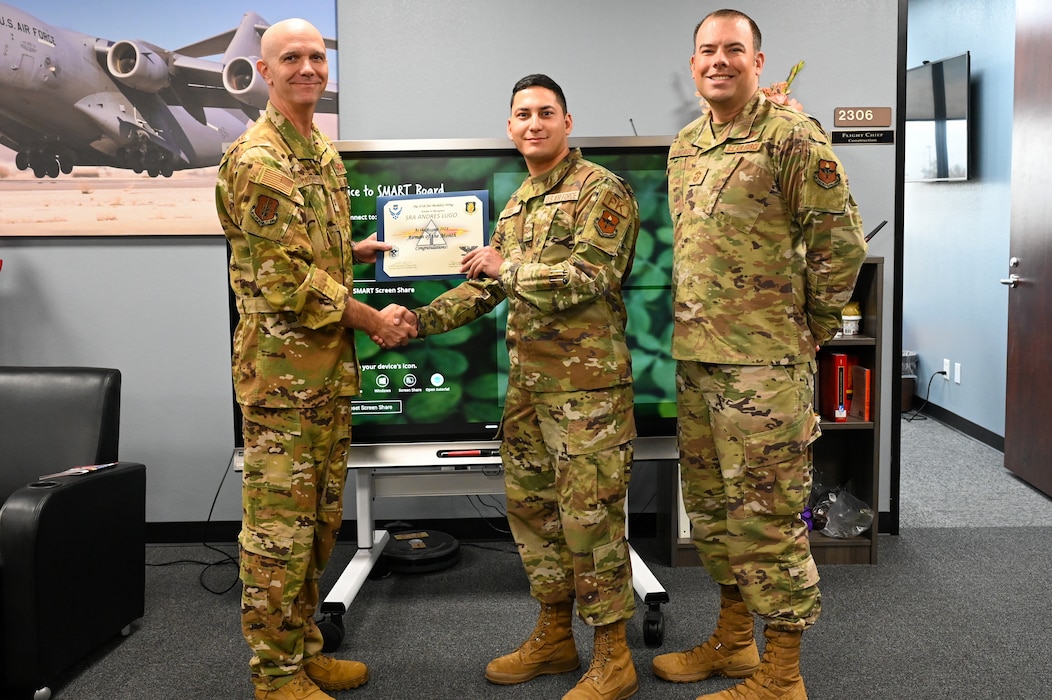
[11,0,337,74]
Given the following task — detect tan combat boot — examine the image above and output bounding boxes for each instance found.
[562,619,638,699]
[304,653,369,691]
[696,627,807,700]
[485,600,579,684]
[652,584,760,682]
[254,670,334,700]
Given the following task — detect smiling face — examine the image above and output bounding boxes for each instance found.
[507,86,573,176]
[257,19,328,127]
[690,14,765,123]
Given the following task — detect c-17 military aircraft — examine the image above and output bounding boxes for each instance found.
[0,3,337,178]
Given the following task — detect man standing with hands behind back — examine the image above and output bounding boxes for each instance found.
[651,9,866,700]
[406,74,641,699]
[216,17,414,700]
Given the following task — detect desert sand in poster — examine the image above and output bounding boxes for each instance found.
[1,155,222,237]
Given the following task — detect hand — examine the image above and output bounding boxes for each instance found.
[371,305,417,348]
[353,233,391,264]
[461,246,504,279]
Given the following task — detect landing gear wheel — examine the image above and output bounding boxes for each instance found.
[318,613,345,652]
[643,604,665,647]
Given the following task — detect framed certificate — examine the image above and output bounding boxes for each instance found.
[376,190,490,281]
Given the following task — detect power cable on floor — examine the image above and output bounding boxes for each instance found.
[147,452,239,595]
[905,370,947,422]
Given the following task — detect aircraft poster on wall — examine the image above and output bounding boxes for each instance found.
[0,0,338,236]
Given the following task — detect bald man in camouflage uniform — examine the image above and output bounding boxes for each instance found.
[409,74,640,700]
[650,10,867,700]
[217,18,413,700]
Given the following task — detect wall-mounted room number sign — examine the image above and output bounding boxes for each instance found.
[833,107,893,128]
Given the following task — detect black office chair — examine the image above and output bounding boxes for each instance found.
[0,367,146,700]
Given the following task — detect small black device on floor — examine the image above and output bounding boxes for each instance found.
[379,529,461,574]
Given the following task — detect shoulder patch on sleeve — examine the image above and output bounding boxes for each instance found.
[252,165,296,198]
[601,190,631,219]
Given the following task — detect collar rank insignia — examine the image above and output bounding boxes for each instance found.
[814,159,841,189]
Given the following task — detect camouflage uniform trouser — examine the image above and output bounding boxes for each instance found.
[676,361,822,632]
[239,396,352,690]
[501,383,636,627]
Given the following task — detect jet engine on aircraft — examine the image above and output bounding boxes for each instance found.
[223,57,268,110]
[106,40,171,93]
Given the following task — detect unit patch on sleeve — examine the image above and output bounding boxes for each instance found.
[251,195,280,226]
[594,190,630,238]
[595,209,621,237]
[814,159,842,189]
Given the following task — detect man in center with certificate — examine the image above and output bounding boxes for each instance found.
[405,74,642,700]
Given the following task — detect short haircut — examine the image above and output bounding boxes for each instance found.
[693,9,762,52]
[510,73,568,114]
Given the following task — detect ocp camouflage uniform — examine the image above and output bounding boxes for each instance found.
[216,102,359,690]
[667,92,867,632]
[414,149,640,626]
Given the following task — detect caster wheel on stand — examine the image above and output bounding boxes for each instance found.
[318,613,345,652]
[643,603,665,647]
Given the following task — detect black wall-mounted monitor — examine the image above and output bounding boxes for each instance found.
[904,51,971,182]
[337,136,677,446]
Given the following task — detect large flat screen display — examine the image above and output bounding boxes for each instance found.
[904,52,971,182]
[339,137,676,445]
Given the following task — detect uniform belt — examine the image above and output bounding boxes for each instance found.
[235,297,275,314]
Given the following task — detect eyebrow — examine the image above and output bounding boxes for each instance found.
[698,40,747,51]
[515,104,558,112]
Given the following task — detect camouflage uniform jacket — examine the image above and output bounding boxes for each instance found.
[667,91,867,366]
[414,149,640,393]
[216,102,359,408]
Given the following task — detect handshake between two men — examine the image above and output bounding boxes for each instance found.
[353,237,507,350]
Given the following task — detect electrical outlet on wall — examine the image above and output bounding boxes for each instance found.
[943,358,951,379]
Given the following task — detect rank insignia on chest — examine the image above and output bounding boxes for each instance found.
[251,195,280,226]
[595,209,621,237]
[814,159,841,189]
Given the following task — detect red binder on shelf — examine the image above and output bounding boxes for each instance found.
[848,365,872,421]
[819,352,850,422]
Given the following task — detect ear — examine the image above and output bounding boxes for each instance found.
[256,58,272,85]
[506,117,514,141]
[564,112,573,136]
[754,50,765,76]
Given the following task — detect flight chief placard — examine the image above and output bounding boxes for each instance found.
[376,190,490,281]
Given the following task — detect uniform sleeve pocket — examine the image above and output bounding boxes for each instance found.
[241,166,304,244]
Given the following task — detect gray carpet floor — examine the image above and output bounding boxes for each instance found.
[47,416,1052,699]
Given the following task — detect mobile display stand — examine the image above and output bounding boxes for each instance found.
[317,436,676,650]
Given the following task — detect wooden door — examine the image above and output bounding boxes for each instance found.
[1005,0,1052,496]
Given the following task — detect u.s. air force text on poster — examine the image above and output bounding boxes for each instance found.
[376,190,490,281]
